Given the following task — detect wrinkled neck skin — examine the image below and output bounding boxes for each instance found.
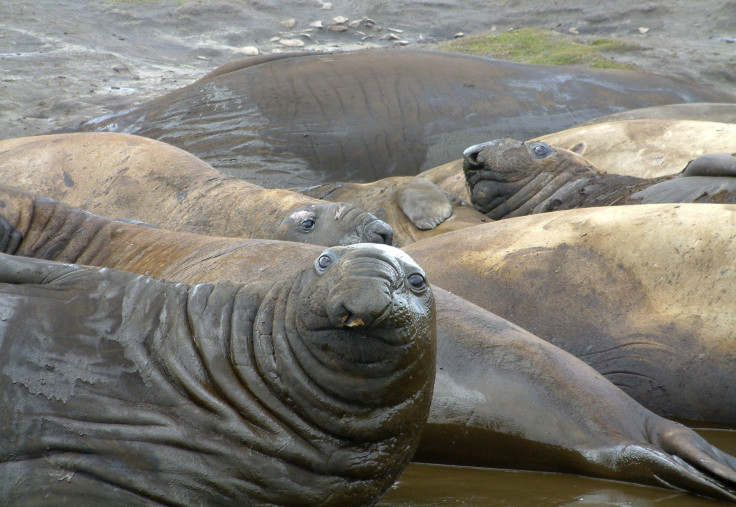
[464,144,602,220]
[171,271,433,505]
[2,270,432,505]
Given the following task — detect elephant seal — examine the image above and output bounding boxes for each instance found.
[461,138,736,218]
[0,132,393,246]
[534,119,736,178]
[0,243,436,505]
[402,203,736,424]
[70,50,736,188]
[578,102,736,126]
[1,186,735,502]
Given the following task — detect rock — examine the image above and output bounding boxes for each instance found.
[639,26,650,33]
[310,20,323,29]
[332,16,349,24]
[327,25,348,32]
[280,18,297,29]
[241,46,259,56]
[279,38,305,47]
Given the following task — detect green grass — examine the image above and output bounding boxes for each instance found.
[439,28,642,70]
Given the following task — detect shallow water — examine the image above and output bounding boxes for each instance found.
[380,428,736,506]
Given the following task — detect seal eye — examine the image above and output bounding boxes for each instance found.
[407,273,426,291]
[530,142,552,158]
[316,253,333,271]
[300,217,316,232]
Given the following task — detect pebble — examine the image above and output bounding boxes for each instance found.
[348,20,362,28]
[638,26,650,34]
[320,2,333,9]
[280,18,297,29]
[568,27,579,34]
[280,38,305,47]
[241,46,260,55]
[310,20,323,28]
[333,16,349,24]
[453,32,465,38]
[327,25,349,32]
[387,27,403,33]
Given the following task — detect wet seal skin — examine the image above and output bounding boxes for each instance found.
[462,138,736,219]
[69,50,736,188]
[0,132,393,246]
[0,244,436,505]
[1,186,735,502]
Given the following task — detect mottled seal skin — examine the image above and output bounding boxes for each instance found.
[0,243,436,506]
[402,203,736,425]
[1,187,736,502]
[578,102,736,126]
[69,50,736,188]
[0,132,394,246]
[462,138,736,218]
[534,119,736,179]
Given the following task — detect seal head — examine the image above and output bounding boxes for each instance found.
[279,202,395,245]
[463,138,601,219]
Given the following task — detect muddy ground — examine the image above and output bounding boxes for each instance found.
[2,0,735,141]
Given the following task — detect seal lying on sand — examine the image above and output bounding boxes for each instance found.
[1,186,735,502]
[462,138,736,218]
[0,132,393,246]
[534,119,736,179]
[402,203,736,425]
[0,244,436,505]
[70,50,736,188]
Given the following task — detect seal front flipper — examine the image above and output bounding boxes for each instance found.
[395,177,455,230]
[0,216,22,255]
[680,153,736,178]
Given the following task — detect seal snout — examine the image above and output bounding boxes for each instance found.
[463,142,490,170]
[360,217,395,246]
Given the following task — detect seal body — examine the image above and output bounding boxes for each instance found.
[0,243,436,505]
[1,186,736,502]
[535,119,736,178]
[578,102,736,126]
[403,203,736,424]
[0,132,394,246]
[71,50,736,188]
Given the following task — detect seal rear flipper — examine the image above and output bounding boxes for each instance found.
[395,177,454,230]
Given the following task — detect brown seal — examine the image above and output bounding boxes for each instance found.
[0,132,393,246]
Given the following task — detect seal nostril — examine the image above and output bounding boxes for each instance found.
[367,221,394,245]
[463,144,487,168]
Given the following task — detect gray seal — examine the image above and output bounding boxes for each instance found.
[0,244,435,505]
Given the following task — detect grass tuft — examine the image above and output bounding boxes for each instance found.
[439,28,642,70]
